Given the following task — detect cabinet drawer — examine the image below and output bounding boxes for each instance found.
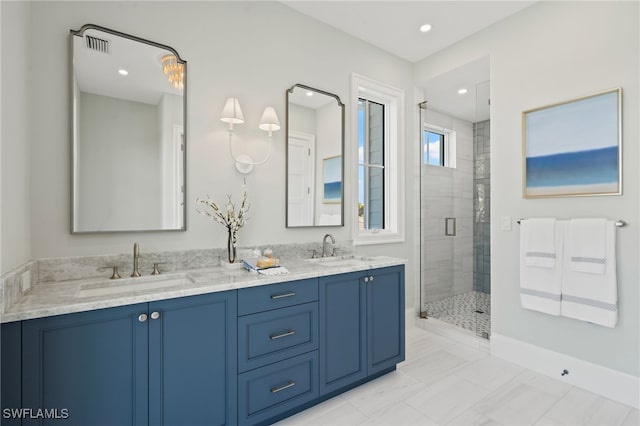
[238,351,318,426]
[238,278,318,316]
[239,302,318,372]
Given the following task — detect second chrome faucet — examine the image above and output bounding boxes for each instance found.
[322,234,336,257]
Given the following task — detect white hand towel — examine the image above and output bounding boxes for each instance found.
[519,220,563,315]
[258,266,289,276]
[568,218,607,274]
[562,221,617,328]
[522,218,557,268]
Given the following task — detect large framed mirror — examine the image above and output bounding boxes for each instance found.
[70,24,187,233]
[286,84,344,227]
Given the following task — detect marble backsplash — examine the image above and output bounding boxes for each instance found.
[0,240,352,313]
[1,260,38,314]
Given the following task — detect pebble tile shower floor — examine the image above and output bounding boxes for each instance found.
[424,291,491,338]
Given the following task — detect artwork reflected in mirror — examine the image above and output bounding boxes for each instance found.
[286,84,344,227]
[71,25,187,233]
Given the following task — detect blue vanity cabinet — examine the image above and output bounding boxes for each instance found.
[318,271,367,395]
[319,265,405,396]
[20,290,237,426]
[21,303,149,426]
[1,321,22,426]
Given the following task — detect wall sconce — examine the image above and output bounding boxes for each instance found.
[220,98,280,174]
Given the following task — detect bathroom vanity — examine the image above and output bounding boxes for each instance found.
[1,257,404,426]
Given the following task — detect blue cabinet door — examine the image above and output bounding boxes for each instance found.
[367,265,405,375]
[2,321,22,426]
[319,271,367,395]
[148,291,237,426]
[21,303,149,426]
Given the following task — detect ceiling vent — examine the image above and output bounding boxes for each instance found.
[85,35,110,54]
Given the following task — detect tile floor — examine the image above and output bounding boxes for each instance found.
[275,327,638,426]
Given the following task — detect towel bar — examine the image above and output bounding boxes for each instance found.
[517,219,628,227]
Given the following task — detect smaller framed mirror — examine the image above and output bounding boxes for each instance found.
[286,84,344,227]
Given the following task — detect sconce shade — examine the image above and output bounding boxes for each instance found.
[258,107,281,133]
[220,98,245,124]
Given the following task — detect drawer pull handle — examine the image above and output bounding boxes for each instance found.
[270,292,296,300]
[271,380,296,394]
[270,330,296,340]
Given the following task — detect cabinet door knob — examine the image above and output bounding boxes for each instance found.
[138,313,148,322]
[364,277,369,283]
[370,276,374,282]
[150,311,160,320]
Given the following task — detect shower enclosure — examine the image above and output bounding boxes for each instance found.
[418,69,491,339]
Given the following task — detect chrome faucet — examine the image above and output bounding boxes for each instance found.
[322,234,336,257]
[131,242,141,277]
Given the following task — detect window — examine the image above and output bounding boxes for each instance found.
[424,130,444,166]
[423,124,456,168]
[358,98,385,230]
[352,74,404,245]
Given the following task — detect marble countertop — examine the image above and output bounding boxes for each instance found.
[1,256,406,323]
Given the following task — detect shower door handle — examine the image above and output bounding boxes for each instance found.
[445,217,456,236]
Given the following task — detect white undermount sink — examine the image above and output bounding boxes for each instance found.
[76,274,194,298]
[306,255,376,267]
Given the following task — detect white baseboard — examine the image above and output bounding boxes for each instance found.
[405,308,416,329]
[491,333,639,409]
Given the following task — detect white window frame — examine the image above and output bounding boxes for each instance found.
[423,123,456,168]
[351,73,404,245]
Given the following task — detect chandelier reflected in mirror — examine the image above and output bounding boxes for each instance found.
[161,54,184,91]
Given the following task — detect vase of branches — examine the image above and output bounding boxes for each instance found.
[196,182,250,264]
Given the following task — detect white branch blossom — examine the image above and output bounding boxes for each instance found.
[195,182,250,234]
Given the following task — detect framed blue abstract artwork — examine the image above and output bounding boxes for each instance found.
[522,88,621,198]
[323,156,342,203]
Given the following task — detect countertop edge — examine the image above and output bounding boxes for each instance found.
[1,257,406,323]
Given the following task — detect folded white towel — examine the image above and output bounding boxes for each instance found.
[519,220,563,315]
[568,218,607,274]
[522,218,557,268]
[258,266,289,276]
[562,220,617,328]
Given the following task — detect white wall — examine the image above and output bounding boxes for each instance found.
[415,1,639,376]
[19,2,417,307]
[1,1,31,274]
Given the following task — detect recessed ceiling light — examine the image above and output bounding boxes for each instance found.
[118,69,129,76]
[458,88,468,95]
[419,24,432,33]
[306,91,314,97]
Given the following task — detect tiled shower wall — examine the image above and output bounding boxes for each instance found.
[473,119,491,294]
